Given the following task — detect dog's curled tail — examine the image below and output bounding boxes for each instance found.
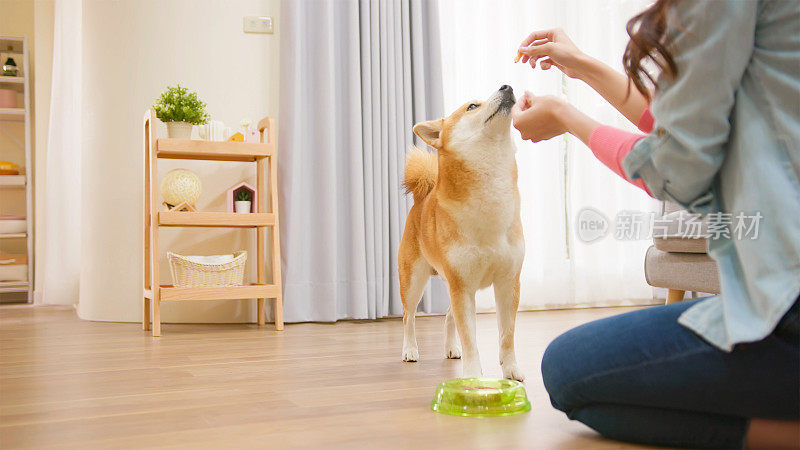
[403,146,437,201]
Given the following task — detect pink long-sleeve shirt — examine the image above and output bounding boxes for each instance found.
[588,108,654,196]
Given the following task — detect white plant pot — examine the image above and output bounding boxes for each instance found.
[234,201,252,213]
[166,121,193,139]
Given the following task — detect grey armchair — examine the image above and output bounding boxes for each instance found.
[644,202,721,304]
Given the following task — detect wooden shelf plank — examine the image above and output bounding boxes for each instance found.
[0,77,25,92]
[0,76,24,84]
[0,108,25,122]
[158,284,280,302]
[0,233,26,239]
[0,175,25,186]
[0,252,27,264]
[157,139,273,162]
[0,37,24,53]
[158,211,275,227]
[0,281,28,293]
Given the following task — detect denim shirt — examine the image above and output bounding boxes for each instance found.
[623,0,800,351]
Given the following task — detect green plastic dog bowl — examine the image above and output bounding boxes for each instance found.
[430,378,531,417]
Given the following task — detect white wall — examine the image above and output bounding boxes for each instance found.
[77,0,280,322]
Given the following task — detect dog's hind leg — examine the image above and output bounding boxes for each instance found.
[444,306,462,359]
[400,257,430,362]
[494,274,524,381]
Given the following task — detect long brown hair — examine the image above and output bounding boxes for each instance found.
[623,0,678,100]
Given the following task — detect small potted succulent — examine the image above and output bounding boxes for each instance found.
[234,189,252,213]
[153,84,210,139]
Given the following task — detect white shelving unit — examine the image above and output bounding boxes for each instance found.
[0,36,33,302]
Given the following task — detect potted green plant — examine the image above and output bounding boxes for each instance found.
[234,189,252,213]
[153,84,210,139]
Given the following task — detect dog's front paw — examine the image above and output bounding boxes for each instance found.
[502,363,525,382]
[402,346,419,362]
[445,345,462,359]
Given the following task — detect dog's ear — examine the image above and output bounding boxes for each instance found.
[413,119,443,148]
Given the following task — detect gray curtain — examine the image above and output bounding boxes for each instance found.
[278,0,448,322]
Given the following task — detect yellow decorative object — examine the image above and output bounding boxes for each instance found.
[160,169,202,208]
[0,161,19,170]
[228,132,244,142]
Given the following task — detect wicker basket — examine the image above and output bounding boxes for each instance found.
[167,251,247,287]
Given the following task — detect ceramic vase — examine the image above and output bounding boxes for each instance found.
[234,201,252,214]
[166,121,193,139]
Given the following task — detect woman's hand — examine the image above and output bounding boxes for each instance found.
[512,91,600,146]
[511,92,569,142]
[517,28,650,127]
[517,28,590,79]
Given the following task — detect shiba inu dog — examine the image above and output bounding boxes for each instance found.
[399,85,525,381]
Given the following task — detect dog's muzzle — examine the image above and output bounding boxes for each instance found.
[499,85,516,109]
[484,85,516,123]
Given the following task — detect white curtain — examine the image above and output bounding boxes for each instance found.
[40,0,82,306]
[439,0,660,311]
[278,0,447,322]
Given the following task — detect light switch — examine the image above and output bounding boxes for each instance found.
[243,16,273,34]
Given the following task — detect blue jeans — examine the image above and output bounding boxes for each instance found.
[541,298,800,449]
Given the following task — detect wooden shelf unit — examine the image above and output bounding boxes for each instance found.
[0,36,33,303]
[142,109,283,336]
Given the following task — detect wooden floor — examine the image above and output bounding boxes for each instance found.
[0,305,658,449]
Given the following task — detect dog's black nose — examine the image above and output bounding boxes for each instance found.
[500,84,512,91]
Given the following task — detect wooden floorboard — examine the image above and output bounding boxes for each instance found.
[0,304,658,449]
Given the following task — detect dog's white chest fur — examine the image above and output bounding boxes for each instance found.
[442,156,523,289]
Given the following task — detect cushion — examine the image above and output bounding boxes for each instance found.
[644,246,720,294]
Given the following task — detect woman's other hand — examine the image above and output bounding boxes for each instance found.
[511,92,569,142]
[517,28,590,79]
[512,91,599,145]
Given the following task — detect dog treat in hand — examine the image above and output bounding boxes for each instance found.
[514,51,523,63]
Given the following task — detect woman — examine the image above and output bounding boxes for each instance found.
[511,1,799,448]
